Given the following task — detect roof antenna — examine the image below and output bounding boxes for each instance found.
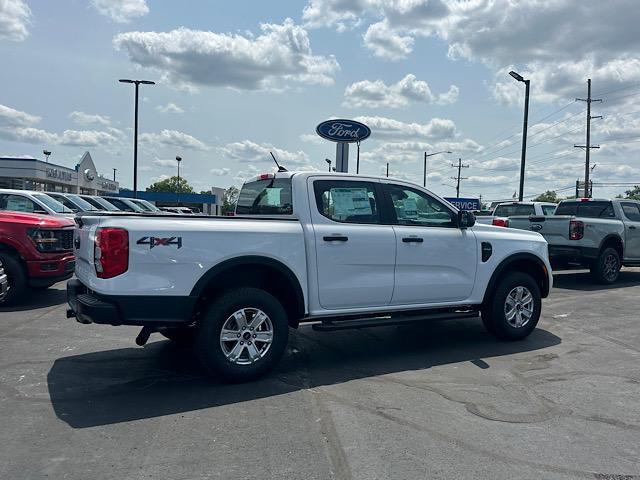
[270,151,288,172]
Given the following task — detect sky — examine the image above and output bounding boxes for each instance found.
[1,0,640,201]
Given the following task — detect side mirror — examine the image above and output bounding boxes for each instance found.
[458,210,476,228]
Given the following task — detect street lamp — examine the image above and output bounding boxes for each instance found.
[325,158,332,172]
[423,150,452,187]
[119,78,155,198]
[43,150,51,163]
[176,155,182,203]
[509,70,530,201]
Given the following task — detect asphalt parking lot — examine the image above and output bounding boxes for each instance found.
[1,271,639,480]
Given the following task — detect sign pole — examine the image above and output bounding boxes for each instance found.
[336,142,349,173]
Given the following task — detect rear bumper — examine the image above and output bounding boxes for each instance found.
[67,279,197,326]
[26,254,75,285]
[548,245,599,266]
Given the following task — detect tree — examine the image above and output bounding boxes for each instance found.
[533,190,559,203]
[624,186,640,200]
[146,176,194,193]
[222,186,239,214]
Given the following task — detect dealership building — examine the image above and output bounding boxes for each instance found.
[0,152,119,195]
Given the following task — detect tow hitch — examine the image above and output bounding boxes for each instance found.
[135,326,155,346]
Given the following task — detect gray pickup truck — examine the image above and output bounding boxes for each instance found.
[508,198,640,283]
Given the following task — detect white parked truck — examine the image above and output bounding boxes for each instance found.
[67,171,553,381]
[475,201,557,226]
[508,198,640,284]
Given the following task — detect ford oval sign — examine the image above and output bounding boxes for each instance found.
[316,119,371,143]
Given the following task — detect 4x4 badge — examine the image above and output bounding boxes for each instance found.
[136,236,182,249]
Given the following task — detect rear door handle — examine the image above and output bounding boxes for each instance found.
[402,237,424,243]
[323,235,348,242]
[630,226,637,230]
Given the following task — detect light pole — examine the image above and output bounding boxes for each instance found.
[509,70,530,201]
[423,150,452,187]
[43,150,51,163]
[119,78,155,198]
[325,158,332,172]
[176,155,182,203]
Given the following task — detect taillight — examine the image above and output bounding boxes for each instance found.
[492,218,509,227]
[94,227,128,278]
[569,220,584,240]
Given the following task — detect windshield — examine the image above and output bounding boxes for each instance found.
[87,196,120,211]
[66,194,98,211]
[32,193,73,213]
[493,203,535,217]
[236,177,293,215]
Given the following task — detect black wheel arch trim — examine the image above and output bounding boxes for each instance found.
[597,234,623,255]
[189,255,307,319]
[483,253,550,304]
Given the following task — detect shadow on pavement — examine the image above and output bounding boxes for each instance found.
[0,286,67,312]
[48,319,561,428]
[553,269,640,291]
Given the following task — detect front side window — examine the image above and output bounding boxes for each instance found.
[386,184,456,227]
[0,194,43,214]
[313,180,380,224]
[621,202,640,221]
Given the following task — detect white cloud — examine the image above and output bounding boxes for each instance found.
[139,129,209,151]
[90,0,149,23]
[363,20,413,60]
[354,115,457,141]
[220,140,309,166]
[299,133,323,145]
[0,0,30,41]
[156,102,184,114]
[0,127,57,144]
[0,103,40,126]
[152,158,179,168]
[210,167,230,176]
[68,111,111,126]
[58,129,120,147]
[302,0,377,30]
[344,74,458,108]
[113,19,340,90]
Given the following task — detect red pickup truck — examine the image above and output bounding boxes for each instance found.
[0,211,75,304]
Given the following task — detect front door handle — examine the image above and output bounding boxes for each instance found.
[323,235,349,242]
[402,237,424,243]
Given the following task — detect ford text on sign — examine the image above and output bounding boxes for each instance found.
[444,197,481,211]
[316,119,371,143]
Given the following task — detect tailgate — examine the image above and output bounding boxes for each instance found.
[73,215,102,281]
[508,215,572,244]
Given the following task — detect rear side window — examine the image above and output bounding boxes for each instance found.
[236,177,293,215]
[313,180,380,224]
[555,201,615,218]
[621,202,640,221]
[542,205,557,215]
[493,203,535,216]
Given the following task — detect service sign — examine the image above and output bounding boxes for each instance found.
[444,197,481,211]
[316,119,371,143]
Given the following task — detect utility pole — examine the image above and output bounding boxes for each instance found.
[386,162,389,178]
[575,78,602,198]
[451,158,469,198]
[113,168,117,181]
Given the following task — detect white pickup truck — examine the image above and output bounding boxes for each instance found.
[67,171,552,381]
[476,201,557,226]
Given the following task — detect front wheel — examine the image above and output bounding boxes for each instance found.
[0,253,27,306]
[482,272,541,340]
[195,287,289,382]
[590,247,620,284]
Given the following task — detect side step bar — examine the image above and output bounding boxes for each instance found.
[312,310,478,332]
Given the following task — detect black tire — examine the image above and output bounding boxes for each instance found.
[481,271,541,340]
[195,287,289,382]
[160,327,196,346]
[0,253,27,306]
[590,247,620,284]
[31,282,57,291]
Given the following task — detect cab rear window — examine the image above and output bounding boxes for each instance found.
[493,204,535,216]
[236,178,293,215]
[555,201,615,218]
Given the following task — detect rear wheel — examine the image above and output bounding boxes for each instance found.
[194,287,289,382]
[0,253,26,306]
[482,272,541,340]
[590,247,620,284]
